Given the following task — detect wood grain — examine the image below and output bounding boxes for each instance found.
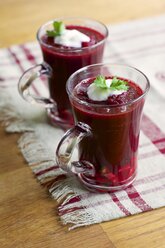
[0,0,165,247]
[1,0,165,48]
[0,127,112,248]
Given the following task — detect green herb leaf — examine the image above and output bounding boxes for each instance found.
[94,75,129,91]
[110,77,129,91]
[46,30,57,37]
[53,21,65,35]
[94,75,107,89]
[46,21,65,37]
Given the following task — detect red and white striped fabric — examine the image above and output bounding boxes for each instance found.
[0,15,165,229]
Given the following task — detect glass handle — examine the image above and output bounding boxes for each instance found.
[56,122,95,176]
[18,63,57,110]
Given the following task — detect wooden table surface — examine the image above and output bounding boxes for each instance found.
[1,0,165,247]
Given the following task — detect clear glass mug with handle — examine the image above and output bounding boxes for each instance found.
[18,17,109,130]
[56,63,150,192]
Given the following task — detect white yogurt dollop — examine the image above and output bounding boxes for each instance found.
[54,29,90,48]
[87,79,126,101]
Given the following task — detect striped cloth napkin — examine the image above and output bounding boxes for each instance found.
[0,14,165,230]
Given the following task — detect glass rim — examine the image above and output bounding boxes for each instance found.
[37,17,109,53]
[66,63,150,108]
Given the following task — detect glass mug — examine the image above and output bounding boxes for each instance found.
[18,17,108,129]
[56,63,150,192]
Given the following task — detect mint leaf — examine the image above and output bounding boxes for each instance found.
[94,75,107,89]
[46,30,57,37]
[93,75,129,91]
[46,21,65,37]
[53,21,65,35]
[110,77,129,91]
